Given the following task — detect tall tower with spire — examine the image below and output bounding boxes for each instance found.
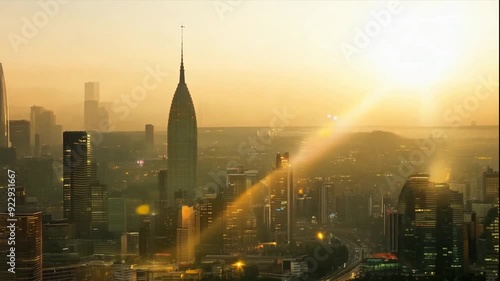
[167,26,198,207]
[0,63,9,148]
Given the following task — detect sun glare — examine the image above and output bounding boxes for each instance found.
[367,6,464,90]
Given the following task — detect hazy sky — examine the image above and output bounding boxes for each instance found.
[1,0,498,131]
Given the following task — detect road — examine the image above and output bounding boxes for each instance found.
[318,228,367,281]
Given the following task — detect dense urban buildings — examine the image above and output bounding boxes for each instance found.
[0,2,498,280]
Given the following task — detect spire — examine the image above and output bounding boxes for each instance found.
[179,25,185,84]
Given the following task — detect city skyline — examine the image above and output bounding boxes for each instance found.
[0,1,498,280]
[0,1,498,130]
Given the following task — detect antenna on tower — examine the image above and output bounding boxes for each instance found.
[181,24,185,65]
[179,24,186,84]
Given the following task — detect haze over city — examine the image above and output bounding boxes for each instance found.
[1,1,498,130]
[0,1,499,281]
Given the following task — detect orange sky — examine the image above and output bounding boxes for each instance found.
[0,1,498,131]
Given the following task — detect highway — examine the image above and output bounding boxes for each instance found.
[318,228,367,281]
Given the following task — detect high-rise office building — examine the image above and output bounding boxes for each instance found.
[398,175,465,277]
[0,211,43,281]
[63,131,97,239]
[177,205,196,263]
[384,207,399,253]
[126,198,142,232]
[483,167,499,204]
[156,169,178,253]
[9,120,30,157]
[85,100,99,130]
[91,184,108,239]
[223,167,245,253]
[139,220,152,259]
[39,109,55,145]
[197,193,223,255]
[167,28,197,207]
[464,212,481,263]
[480,203,499,281]
[145,124,154,147]
[145,124,155,158]
[223,167,256,254]
[270,152,294,245]
[30,105,61,149]
[84,82,100,131]
[85,81,100,101]
[157,169,168,236]
[435,184,465,274]
[308,178,334,226]
[108,198,127,235]
[0,63,9,148]
[30,106,43,147]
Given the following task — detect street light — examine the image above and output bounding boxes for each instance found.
[234,261,245,279]
[317,232,324,240]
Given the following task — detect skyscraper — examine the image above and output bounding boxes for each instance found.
[270,152,294,245]
[308,178,334,226]
[9,120,30,157]
[30,106,43,148]
[30,105,62,149]
[156,169,178,254]
[0,63,9,148]
[482,204,499,280]
[0,211,43,281]
[167,27,197,207]
[108,198,127,235]
[197,193,223,255]
[223,167,247,254]
[84,82,100,131]
[91,184,108,239]
[145,124,155,158]
[145,124,154,147]
[398,175,466,277]
[177,205,196,263]
[63,131,96,239]
[483,167,499,204]
[384,207,399,253]
[157,169,168,236]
